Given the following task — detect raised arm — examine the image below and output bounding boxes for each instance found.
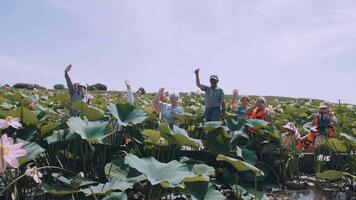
[125,80,134,105]
[151,88,164,113]
[64,64,75,95]
[194,68,206,91]
[231,89,239,112]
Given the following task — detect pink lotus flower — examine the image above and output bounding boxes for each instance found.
[48,91,54,97]
[28,102,36,110]
[0,134,27,173]
[266,105,276,118]
[0,116,22,129]
[40,96,48,100]
[231,103,238,112]
[25,164,43,184]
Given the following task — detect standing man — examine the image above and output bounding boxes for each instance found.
[64,64,91,116]
[194,68,225,121]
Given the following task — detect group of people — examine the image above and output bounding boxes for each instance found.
[64,65,339,152]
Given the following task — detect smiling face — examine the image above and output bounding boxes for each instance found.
[240,97,249,106]
[209,78,218,88]
[77,86,86,96]
[169,94,179,105]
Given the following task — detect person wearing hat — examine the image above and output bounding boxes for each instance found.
[64,64,91,116]
[246,96,274,122]
[194,68,225,121]
[301,102,338,150]
[281,122,302,149]
[231,89,250,119]
[151,88,184,125]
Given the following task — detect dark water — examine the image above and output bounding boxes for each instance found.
[274,190,355,200]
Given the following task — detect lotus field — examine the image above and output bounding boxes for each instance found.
[0,88,355,200]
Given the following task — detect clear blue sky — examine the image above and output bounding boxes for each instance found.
[1,0,355,104]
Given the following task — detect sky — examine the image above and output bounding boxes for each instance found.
[0,0,356,104]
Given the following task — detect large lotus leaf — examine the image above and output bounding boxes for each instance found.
[42,183,77,195]
[105,157,146,183]
[245,119,268,129]
[107,103,147,126]
[231,185,268,200]
[216,154,264,176]
[44,130,66,144]
[72,101,104,121]
[160,123,203,148]
[51,173,96,188]
[179,157,215,182]
[183,164,216,182]
[36,121,57,135]
[81,180,132,196]
[319,138,348,153]
[340,133,356,148]
[124,154,192,188]
[102,192,128,200]
[236,147,258,165]
[202,121,224,132]
[184,181,225,200]
[225,118,245,132]
[0,102,15,110]
[142,129,167,146]
[0,107,38,125]
[316,170,356,180]
[16,139,45,166]
[67,117,113,143]
[206,127,230,156]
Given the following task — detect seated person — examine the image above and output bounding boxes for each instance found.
[281,122,302,149]
[231,89,250,119]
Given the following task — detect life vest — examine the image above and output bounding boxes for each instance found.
[247,107,266,133]
[249,107,265,119]
[304,113,336,147]
[313,113,337,138]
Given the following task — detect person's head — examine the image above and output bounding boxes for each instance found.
[169,93,179,105]
[256,96,266,109]
[240,96,250,106]
[282,122,297,135]
[75,83,87,96]
[319,102,329,115]
[209,75,219,88]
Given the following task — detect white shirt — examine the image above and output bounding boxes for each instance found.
[161,103,184,123]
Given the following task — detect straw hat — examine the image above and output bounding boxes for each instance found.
[282,122,297,132]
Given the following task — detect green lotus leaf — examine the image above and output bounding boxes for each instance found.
[105,157,146,183]
[67,117,113,143]
[245,118,268,129]
[142,129,167,146]
[0,107,38,126]
[16,139,45,166]
[216,154,264,176]
[81,180,132,196]
[102,192,128,200]
[72,101,104,121]
[316,170,356,180]
[206,127,230,156]
[236,147,258,165]
[340,133,356,148]
[160,123,203,148]
[183,181,225,200]
[319,138,348,153]
[124,154,192,188]
[107,103,147,126]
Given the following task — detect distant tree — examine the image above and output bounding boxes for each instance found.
[54,84,65,89]
[137,87,146,94]
[89,83,107,91]
[13,83,46,90]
